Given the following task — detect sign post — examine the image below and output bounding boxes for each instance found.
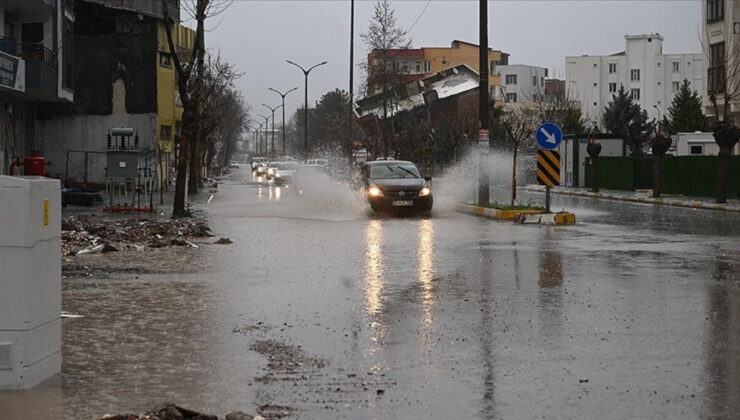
[535,122,562,213]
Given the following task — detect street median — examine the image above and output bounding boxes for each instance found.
[455,203,576,225]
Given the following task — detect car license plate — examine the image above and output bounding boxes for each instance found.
[392,200,414,207]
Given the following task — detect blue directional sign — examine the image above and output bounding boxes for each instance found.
[535,122,562,150]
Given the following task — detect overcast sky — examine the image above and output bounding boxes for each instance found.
[201,0,702,125]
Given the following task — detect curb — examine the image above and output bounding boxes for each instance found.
[455,203,576,225]
[523,187,740,213]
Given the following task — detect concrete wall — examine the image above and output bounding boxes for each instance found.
[702,0,740,124]
[37,113,157,184]
[674,131,720,156]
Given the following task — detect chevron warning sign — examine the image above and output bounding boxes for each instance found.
[537,150,560,187]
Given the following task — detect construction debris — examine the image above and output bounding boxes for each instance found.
[62,215,212,256]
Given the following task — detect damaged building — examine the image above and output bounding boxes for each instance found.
[354,64,480,170]
[34,0,193,187]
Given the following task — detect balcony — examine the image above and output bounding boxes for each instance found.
[20,43,59,101]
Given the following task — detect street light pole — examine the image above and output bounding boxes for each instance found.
[286,59,327,158]
[258,114,269,156]
[262,103,284,159]
[268,87,298,158]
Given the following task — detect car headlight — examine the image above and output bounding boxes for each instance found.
[268,168,275,174]
[368,186,383,197]
[419,186,431,197]
[275,172,282,178]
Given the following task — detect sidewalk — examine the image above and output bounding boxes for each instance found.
[522,185,740,213]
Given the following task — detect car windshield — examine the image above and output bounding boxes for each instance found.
[369,163,421,179]
[277,163,297,170]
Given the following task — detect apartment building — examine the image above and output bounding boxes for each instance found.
[495,64,549,104]
[702,0,740,126]
[36,0,193,185]
[0,0,74,175]
[566,34,704,127]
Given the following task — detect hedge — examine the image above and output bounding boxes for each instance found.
[585,155,739,198]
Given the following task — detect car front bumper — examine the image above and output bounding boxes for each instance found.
[368,195,432,211]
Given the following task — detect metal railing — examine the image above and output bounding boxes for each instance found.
[18,43,57,67]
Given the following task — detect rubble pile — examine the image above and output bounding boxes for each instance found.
[62,215,213,256]
[98,403,260,420]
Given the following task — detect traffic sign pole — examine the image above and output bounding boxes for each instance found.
[535,122,562,213]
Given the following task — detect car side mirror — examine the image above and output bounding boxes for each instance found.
[424,176,432,182]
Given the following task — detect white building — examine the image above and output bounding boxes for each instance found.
[495,64,548,104]
[701,0,740,128]
[566,34,704,128]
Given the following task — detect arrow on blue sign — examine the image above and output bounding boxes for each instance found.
[535,122,562,150]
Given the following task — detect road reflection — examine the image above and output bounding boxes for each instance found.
[363,219,386,360]
[704,257,740,417]
[417,219,435,325]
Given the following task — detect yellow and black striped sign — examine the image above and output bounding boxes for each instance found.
[537,150,560,187]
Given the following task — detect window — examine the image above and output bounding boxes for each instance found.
[159,52,171,67]
[541,77,544,87]
[424,61,431,72]
[672,62,680,72]
[707,0,724,22]
[609,83,617,93]
[505,74,517,85]
[506,92,517,103]
[631,88,640,100]
[490,61,496,74]
[402,61,408,73]
[533,75,537,86]
[160,125,172,140]
[415,61,421,73]
[672,81,679,92]
[593,82,598,87]
[630,69,640,81]
[708,42,725,94]
[690,145,703,155]
[608,63,617,73]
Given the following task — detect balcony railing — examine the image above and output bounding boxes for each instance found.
[19,43,57,67]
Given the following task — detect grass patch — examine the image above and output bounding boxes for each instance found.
[466,201,545,211]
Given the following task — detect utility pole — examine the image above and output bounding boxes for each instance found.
[268,87,298,158]
[287,59,327,159]
[258,114,269,156]
[348,0,355,172]
[478,0,490,205]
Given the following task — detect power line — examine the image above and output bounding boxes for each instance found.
[405,0,432,36]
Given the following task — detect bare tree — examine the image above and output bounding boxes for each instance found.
[703,29,740,203]
[163,0,232,217]
[361,0,411,157]
[500,105,537,206]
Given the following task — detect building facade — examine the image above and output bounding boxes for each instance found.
[495,64,548,104]
[366,40,507,97]
[34,0,193,186]
[702,0,740,127]
[0,0,74,175]
[566,34,704,128]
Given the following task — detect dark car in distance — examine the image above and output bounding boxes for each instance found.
[360,159,432,213]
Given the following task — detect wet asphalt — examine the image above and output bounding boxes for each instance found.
[2,166,739,419]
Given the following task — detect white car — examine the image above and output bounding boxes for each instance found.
[273,162,299,186]
[229,161,239,168]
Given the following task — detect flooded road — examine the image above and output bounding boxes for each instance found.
[2,167,739,419]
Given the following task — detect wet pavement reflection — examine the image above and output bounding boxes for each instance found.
[2,169,739,419]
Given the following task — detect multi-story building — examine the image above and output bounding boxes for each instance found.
[366,40,508,98]
[702,0,740,128]
[495,64,549,104]
[0,0,74,175]
[36,0,193,186]
[566,34,704,127]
